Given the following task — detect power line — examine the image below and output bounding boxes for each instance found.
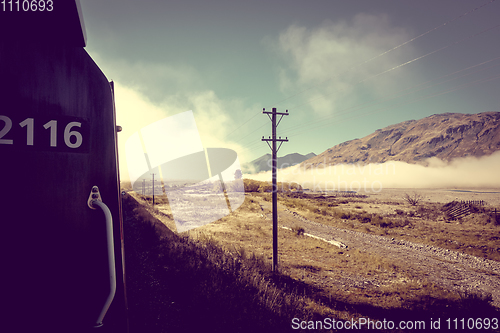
[241,62,500,153]
[224,0,498,142]
[283,73,500,139]
[288,24,500,113]
[280,56,500,135]
[224,111,261,139]
[238,55,500,154]
[271,0,498,110]
[235,25,500,154]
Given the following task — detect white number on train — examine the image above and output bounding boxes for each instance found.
[0,116,83,149]
[64,122,83,148]
[0,115,14,144]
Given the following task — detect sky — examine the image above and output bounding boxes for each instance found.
[79,0,500,184]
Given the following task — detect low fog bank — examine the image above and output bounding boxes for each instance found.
[245,151,500,192]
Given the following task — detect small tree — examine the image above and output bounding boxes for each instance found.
[243,179,260,192]
[258,182,273,193]
[234,169,243,180]
[403,192,424,206]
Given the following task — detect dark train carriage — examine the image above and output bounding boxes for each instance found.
[0,2,128,332]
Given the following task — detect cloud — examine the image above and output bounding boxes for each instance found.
[114,82,254,181]
[246,151,500,191]
[89,52,205,103]
[85,50,264,182]
[276,13,419,115]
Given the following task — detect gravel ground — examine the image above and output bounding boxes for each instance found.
[258,198,500,308]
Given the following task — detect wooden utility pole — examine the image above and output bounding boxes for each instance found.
[151,173,156,206]
[262,107,289,272]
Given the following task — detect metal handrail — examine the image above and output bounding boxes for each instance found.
[90,199,116,328]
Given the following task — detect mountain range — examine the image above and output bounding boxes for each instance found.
[302,112,500,169]
[244,112,500,174]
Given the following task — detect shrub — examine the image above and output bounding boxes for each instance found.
[243,179,261,192]
[289,182,303,191]
[340,211,351,219]
[371,214,388,227]
[490,209,500,225]
[258,182,273,193]
[403,192,424,206]
[360,215,372,223]
[476,211,500,226]
[393,218,411,228]
[291,225,305,236]
[317,208,328,216]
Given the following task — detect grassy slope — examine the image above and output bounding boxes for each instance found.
[123,193,338,333]
[123,191,499,332]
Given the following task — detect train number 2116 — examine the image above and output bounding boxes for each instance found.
[0,115,85,149]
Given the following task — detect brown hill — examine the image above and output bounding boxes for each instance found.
[302,112,500,168]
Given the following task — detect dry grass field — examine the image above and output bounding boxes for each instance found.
[192,189,500,300]
[123,181,500,331]
[277,188,500,262]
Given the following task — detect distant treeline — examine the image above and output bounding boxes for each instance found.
[242,179,302,193]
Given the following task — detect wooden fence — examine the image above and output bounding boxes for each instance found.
[458,200,486,206]
[443,200,486,220]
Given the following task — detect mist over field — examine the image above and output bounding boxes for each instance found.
[246,151,500,191]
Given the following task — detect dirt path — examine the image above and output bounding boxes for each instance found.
[257,197,500,308]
